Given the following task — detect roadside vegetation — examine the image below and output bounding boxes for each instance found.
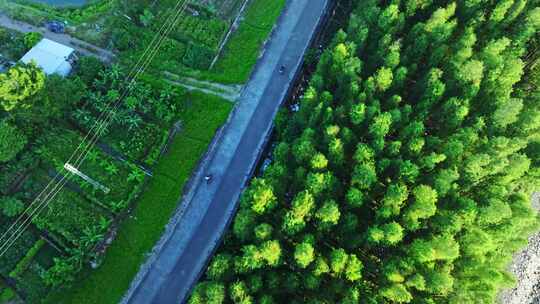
[0,0,238,68]
[190,0,287,84]
[0,28,41,61]
[0,56,188,303]
[191,1,540,303]
[0,52,232,304]
[0,0,115,45]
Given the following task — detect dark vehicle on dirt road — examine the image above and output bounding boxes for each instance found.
[45,21,65,33]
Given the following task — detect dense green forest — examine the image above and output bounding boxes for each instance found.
[191,0,540,303]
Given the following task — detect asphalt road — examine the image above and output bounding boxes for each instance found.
[122,0,329,303]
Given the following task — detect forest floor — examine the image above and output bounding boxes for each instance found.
[499,192,540,304]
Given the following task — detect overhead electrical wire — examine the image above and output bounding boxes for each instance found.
[0,1,189,257]
[0,0,190,258]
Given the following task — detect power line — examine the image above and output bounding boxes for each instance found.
[0,4,185,251]
[0,0,190,258]
[0,3,188,257]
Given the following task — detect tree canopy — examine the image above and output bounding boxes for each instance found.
[0,120,27,162]
[0,63,45,111]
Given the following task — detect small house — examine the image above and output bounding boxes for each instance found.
[20,38,75,76]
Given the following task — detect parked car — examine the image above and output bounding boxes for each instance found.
[45,21,65,33]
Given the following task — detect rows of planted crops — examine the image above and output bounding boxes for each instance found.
[2,0,239,71]
[0,56,187,302]
[121,0,237,72]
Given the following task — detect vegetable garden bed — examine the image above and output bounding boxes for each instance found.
[0,59,203,302]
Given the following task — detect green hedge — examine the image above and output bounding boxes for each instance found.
[9,238,45,279]
[182,43,214,70]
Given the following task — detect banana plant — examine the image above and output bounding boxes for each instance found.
[87,149,99,162]
[103,161,119,176]
[98,216,112,232]
[80,225,105,250]
[127,166,145,183]
[124,96,139,110]
[125,115,143,131]
[111,200,127,213]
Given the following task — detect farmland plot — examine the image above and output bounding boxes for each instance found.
[0,61,186,302]
[193,0,244,20]
[0,0,285,302]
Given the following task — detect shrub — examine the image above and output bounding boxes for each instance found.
[182,43,214,70]
[0,197,25,217]
[0,287,16,302]
[23,32,42,50]
[76,56,104,86]
[0,230,37,276]
[42,257,80,287]
[9,239,45,279]
[0,28,11,45]
[0,120,27,163]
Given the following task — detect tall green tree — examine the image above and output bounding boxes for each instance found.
[0,120,27,162]
[0,64,45,111]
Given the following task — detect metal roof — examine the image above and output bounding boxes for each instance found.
[20,38,74,76]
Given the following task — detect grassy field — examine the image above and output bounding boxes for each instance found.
[44,92,232,304]
[182,0,287,84]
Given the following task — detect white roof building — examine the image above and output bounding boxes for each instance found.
[20,38,75,76]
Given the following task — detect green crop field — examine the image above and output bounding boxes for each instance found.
[2,0,242,70]
[0,58,218,302]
